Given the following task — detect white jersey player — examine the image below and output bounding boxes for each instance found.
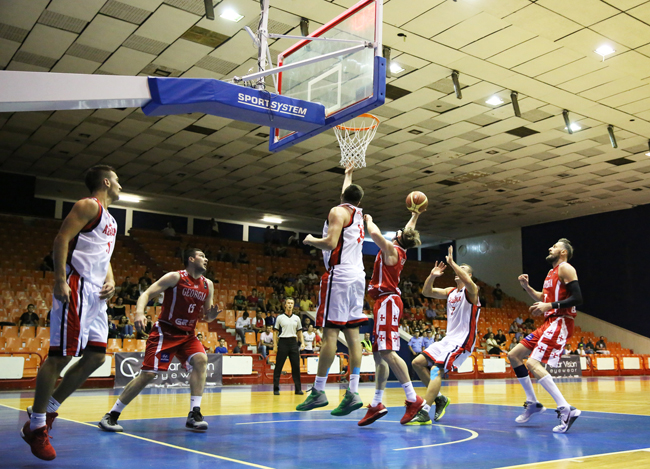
[408,245,480,425]
[297,166,367,416]
[22,165,121,461]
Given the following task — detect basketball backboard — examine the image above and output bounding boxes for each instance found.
[269,0,385,152]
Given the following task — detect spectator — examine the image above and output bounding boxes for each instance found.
[259,325,275,359]
[585,340,595,355]
[492,283,503,308]
[107,314,120,339]
[399,319,410,334]
[137,314,153,339]
[137,277,149,297]
[424,305,436,322]
[233,290,247,311]
[435,304,446,319]
[564,344,573,356]
[267,293,282,313]
[235,311,252,343]
[307,269,318,285]
[265,311,277,328]
[508,336,519,352]
[218,246,233,263]
[19,304,40,327]
[162,222,176,238]
[495,329,507,347]
[408,330,423,356]
[210,218,220,237]
[303,324,316,357]
[288,231,299,246]
[268,271,280,286]
[237,247,249,265]
[118,316,134,339]
[509,320,519,334]
[247,289,260,310]
[122,284,139,305]
[422,329,435,349]
[139,271,152,287]
[401,279,415,309]
[40,251,54,272]
[284,281,295,298]
[577,337,586,349]
[570,346,580,356]
[214,338,228,354]
[196,333,210,353]
[252,311,265,334]
[299,294,313,312]
[486,332,501,355]
[577,344,586,356]
[483,327,493,341]
[120,276,133,293]
[233,340,244,354]
[515,314,524,326]
[596,336,608,354]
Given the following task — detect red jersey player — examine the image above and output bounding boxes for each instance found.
[508,238,583,433]
[22,165,120,461]
[98,248,221,432]
[358,209,423,426]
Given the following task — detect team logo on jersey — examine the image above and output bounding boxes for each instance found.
[160,352,170,363]
[543,279,553,288]
[102,223,117,237]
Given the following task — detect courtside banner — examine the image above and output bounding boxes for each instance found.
[142,77,325,132]
[545,356,582,378]
[114,352,222,388]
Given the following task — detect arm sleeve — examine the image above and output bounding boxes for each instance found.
[552,280,583,309]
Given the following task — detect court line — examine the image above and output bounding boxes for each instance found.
[0,403,274,469]
[392,424,479,451]
[494,447,650,469]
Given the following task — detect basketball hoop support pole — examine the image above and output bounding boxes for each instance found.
[256,0,271,90]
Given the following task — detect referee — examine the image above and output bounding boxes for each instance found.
[273,298,305,395]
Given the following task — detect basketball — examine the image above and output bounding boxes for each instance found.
[406,191,428,213]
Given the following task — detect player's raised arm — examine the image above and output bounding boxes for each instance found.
[404,210,421,232]
[303,207,347,251]
[52,198,101,303]
[134,272,180,330]
[202,279,222,322]
[445,246,479,303]
[342,165,353,193]
[422,261,453,299]
[518,274,543,301]
[364,214,397,259]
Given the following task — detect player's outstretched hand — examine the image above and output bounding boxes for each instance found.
[518,274,529,288]
[99,281,115,300]
[303,234,315,246]
[344,164,354,176]
[430,261,447,277]
[445,245,454,264]
[364,214,373,224]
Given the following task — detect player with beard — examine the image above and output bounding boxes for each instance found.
[98,248,221,432]
[508,238,583,433]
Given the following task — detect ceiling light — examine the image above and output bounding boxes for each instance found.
[564,123,582,132]
[607,125,617,148]
[562,109,573,135]
[485,96,504,106]
[390,63,404,74]
[220,9,244,22]
[383,231,396,239]
[511,91,521,117]
[119,193,141,203]
[595,45,615,60]
[262,216,283,224]
[451,70,462,99]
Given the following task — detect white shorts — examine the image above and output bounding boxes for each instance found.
[422,338,472,374]
[50,272,108,357]
[316,270,366,329]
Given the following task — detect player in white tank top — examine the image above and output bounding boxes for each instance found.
[321,202,365,281]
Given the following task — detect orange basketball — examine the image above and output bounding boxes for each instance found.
[406,191,428,213]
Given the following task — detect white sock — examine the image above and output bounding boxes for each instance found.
[30,412,46,431]
[190,396,202,410]
[110,399,126,415]
[517,376,538,402]
[349,374,360,393]
[538,375,569,408]
[371,389,384,406]
[437,391,443,397]
[401,382,417,402]
[422,403,431,413]
[46,397,61,413]
[314,376,328,392]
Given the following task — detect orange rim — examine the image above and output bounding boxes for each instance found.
[335,113,380,132]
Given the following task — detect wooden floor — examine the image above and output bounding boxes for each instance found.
[2,376,649,468]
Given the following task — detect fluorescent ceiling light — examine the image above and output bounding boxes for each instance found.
[390,63,404,74]
[119,193,141,203]
[262,216,283,224]
[595,45,615,58]
[564,123,582,132]
[485,96,504,106]
[220,9,244,22]
[383,231,396,239]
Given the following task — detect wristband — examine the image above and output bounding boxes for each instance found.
[551,302,559,309]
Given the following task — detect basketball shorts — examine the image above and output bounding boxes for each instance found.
[49,272,108,357]
[422,338,472,374]
[521,316,573,368]
[141,322,206,373]
[372,294,402,352]
[316,270,366,329]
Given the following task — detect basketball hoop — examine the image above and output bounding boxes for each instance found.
[333,113,380,169]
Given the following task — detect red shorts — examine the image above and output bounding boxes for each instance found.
[372,294,402,352]
[141,322,206,372]
[521,316,574,368]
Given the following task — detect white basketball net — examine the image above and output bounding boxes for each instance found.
[333,113,380,169]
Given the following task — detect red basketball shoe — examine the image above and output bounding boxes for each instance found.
[400,395,424,425]
[357,403,388,426]
[21,421,56,461]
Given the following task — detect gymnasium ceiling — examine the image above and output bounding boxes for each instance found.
[2,0,650,243]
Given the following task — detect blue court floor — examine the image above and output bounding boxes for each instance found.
[2,379,650,468]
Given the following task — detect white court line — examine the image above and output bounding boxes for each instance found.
[495,447,650,469]
[392,424,479,451]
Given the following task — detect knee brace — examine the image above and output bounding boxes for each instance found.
[430,365,441,380]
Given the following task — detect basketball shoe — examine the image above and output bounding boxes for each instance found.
[98,412,124,432]
[434,395,450,422]
[553,406,581,433]
[331,389,363,416]
[296,388,328,411]
[400,395,424,425]
[515,401,546,423]
[21,421,56,461]
[358,403,388,426]
[186,407,209,430]
[26,406,58,432]
[405,409,432,426]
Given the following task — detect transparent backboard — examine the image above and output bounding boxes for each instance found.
[274,0,379,145]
